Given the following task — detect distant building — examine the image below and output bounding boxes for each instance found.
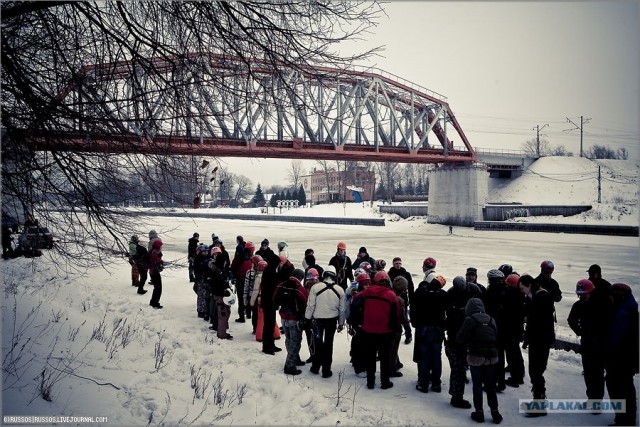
[301,166,376,205]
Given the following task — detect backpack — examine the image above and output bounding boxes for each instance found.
[469,315,498,359]
[276,282,299,313]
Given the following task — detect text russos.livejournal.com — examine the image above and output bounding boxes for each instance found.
[3,416,108,424]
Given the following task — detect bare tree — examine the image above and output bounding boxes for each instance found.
[287,160,305,190]
[521,138,551,157]
[375,162,399,201]
[1,1,383,266]
[232,175,253,203]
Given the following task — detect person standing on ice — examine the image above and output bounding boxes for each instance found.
[148,239,164,309]
[388,256,415,344]
[518,274,555,418]
[187,232,199,283]
[328,241,354,290]
[273,268,308,375]
[456,298,503,424]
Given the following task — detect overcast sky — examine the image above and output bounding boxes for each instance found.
[222,1,639,187]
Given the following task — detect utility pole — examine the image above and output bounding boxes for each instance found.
[533,123,549,157]
[565,115,591,157]
[597,165,601,203]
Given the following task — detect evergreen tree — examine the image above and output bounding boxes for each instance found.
[291,187,299,202]
[376,182,385,199]
[253,183,266,206]
[269,193,278,207]
[416,177,424,195]
[406,178,415,196]
[285,189,292,200]
[279,190,286,201]
[298,184,307,206]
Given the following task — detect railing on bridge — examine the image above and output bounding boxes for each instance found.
[28,53,477,164]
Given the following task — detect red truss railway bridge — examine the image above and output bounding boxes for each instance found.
[31,53,476,165]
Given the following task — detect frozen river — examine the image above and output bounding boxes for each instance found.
[152,214,638,337]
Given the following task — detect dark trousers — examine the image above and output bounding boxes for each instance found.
[362,331,394,386]
[605,364,638,426]
[495,341,506,387]
[262,305,277,351]
[528,343,551,398]
[445,341,468,398]
[137,265,148,293]
[582,346,605,400]
[504,336,525,381]
[209,296,218,329]
[350,329,366,373]
[149,272,162,306]
[415,325,444,387]
[311,318,338,374]
[470,364,499,412]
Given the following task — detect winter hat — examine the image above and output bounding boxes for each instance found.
[131,235,139,243]
[540,260,555,273]
[466,267,478,275]
[392,257,402,264]
[360,261,372,272]
[213,238,223,246]
[244,241,256,252]
[304,248,314,256]
[152,239,163,249]
[375,259,386,271]
[149,229,158,239]
[575,279,594,296]
[587,264,601,275]
[452,276,467,291]
[211,233,218,241]
[278,241,288,249]
[392,276,408,294]
[291,269,305,281]
[487,269,505,280]
[306,268,319,280]
[261,238,269,246]
[359,246,368,254]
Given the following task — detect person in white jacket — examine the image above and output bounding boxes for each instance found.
[305,269,345,378]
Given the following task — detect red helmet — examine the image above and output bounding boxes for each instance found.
[244,241,256,252]
[356,273,371,285]
[373,271,390,285]
[505,273,521,287]
[423,257,436,269]
[337,241,347,250]
[257,260,268,271]
[576,279,594,296]
[152,239,163,249]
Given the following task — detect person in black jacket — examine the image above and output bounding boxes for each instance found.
[445,276,482,409]
[187,232,200,283]
[503,273,526,388]
[456,298,503,424]
[260,252,284,355]
[352,246,376,271]
[412,274,451,393]
[483,269,508,392]
[328,241,354,290]
[388,257,415,344]
[519,274,556,417]
[604,283,638,426]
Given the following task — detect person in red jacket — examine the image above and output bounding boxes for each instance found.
[350,271,402,390]
[148,239,165,309]
[230,241,255,323]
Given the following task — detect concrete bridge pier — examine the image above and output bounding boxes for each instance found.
[428,164,488,227]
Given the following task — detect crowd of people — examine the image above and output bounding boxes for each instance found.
[127,231,638,426]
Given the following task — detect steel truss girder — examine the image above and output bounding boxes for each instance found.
[53,53,477,163]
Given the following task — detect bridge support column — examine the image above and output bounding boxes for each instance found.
[428,164,488,227]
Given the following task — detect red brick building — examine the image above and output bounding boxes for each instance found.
[301,166,376,204]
